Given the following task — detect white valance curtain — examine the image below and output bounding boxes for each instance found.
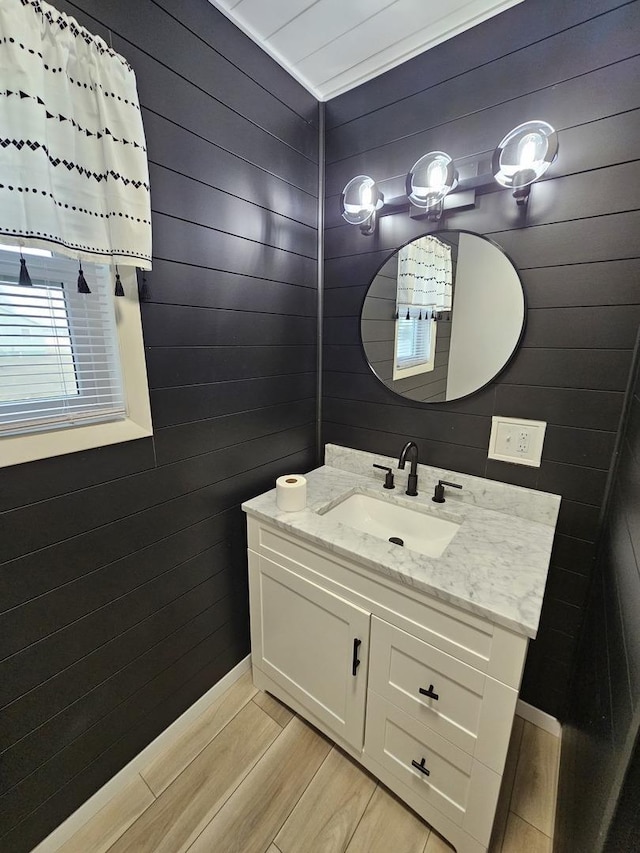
[0,0,151,269]
[397,235,452,313]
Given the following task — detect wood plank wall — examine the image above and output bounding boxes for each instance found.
[0,1,318,850]
[556,341,640,851]
[322,0,640,719]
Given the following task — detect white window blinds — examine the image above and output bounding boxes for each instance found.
[0,249,125,436]
[396,306,435,370]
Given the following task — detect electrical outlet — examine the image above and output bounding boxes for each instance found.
[488,416,547,467]
[517,431,529,454]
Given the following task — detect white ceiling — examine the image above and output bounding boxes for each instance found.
[208,0,523,101]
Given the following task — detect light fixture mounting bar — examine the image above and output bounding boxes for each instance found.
[379,188,476,219]
[410,189,476,220]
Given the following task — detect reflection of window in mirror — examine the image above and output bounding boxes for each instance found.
[392,234,453,380]
[393,308,436,379]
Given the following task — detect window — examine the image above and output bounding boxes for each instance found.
[393,305,437,380]
[0,247,152,467]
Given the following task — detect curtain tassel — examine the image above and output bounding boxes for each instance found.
[114,267,124,297]
[77,262,91,294]
[393,309,399,320]
[19,255,32,286]
[405,307,411,320]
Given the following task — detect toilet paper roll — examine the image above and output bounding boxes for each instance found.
[276,474,307,512]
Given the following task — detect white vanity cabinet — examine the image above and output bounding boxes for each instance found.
[247,518,529,853]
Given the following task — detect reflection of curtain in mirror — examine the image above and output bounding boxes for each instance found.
[397,235,452,312]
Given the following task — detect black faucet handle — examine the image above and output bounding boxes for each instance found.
[373,464,395,489]
[432,479,462,503]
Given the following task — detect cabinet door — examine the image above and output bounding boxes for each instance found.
[250,555,370,750]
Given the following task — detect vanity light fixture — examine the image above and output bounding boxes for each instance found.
[340,174,384,235]
[406,151,457,220]
[341,119,558,236]
[492,120,558,206]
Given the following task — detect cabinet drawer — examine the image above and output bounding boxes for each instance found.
[365,691,501,845]
[369,617,518,773]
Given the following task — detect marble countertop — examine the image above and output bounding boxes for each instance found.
[242,454,560,639]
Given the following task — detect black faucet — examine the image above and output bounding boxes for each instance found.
[398,441,419,496]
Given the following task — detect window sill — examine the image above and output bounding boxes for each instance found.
[0,415,153,468]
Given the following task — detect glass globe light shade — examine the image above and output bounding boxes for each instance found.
[341,175,383,225]
[492,121,558,189]
[406,152,457,209]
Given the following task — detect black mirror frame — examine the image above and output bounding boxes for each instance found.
[358,229,527,405]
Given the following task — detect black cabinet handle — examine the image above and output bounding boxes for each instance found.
[411,757,431,777]
[419,684,439,701]
[352,638,361,676]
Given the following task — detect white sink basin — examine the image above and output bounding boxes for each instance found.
[322,492,460,558]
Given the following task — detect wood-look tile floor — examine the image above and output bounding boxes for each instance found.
[56,672,559,853]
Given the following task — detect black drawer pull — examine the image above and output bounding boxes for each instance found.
[419,684,439,701]
[352,638,361,676]
[411,757,430,777]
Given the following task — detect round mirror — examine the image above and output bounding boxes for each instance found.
[361,230,525,403]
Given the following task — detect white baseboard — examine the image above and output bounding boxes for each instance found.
[516,699,562,737]
[32,654,252,853]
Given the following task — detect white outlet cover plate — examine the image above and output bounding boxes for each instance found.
[488,415,547,467]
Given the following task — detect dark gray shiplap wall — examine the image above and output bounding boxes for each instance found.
[603,711,640,851]
[322,0,640,718]
[0,1,318,849]
[556,340,640,852]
